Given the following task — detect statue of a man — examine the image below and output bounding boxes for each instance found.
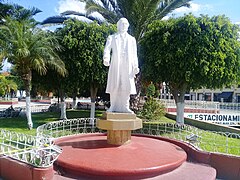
[103,18,139,113]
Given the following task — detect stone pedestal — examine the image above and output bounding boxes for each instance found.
[97,112,142,145]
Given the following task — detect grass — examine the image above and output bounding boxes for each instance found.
[0,109,103,135]
[198,130,240,155]
[143,116,176,124]
[143,121,240,156]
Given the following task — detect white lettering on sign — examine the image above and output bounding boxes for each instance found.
[185,113,240,126]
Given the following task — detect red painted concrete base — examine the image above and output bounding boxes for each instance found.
[0,157,53,180]
[55,134,187,179]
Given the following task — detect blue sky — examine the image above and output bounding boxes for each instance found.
[5,0,240,24]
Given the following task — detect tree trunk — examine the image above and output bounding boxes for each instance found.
[171,84,187,124]
[90,85,98,125]
[57,88,60,104]
[26,96,32,128]
[72,91,77,109]
[60,89,67,120]
[60,101,67,119]
[23,71,33,129]
[176,100,185,124]
[19,90,23,100]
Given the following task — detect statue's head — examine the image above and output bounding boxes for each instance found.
[117,18,129,33]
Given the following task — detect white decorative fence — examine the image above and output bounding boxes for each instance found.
[160,99,219,111]
[135,123,240,156]
[0,129,62,167]
[160,99,240,114]
[36,118,102,139]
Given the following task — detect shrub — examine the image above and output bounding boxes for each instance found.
[140,97,165,121]
[146,83,155,97]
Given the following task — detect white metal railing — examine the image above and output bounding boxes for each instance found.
[0,129,62,167]
[160,99,240,114]
[36,118,103,139]
[134,123,240,156]
[21,105,50,113]
[0,98,18,102]
[36,118,240,157]
[219,103,240,111]
[159,99,219,110]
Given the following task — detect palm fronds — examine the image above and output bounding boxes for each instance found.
[156,0,190,19]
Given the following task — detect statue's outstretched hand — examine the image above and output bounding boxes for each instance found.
[104,60,110,66]
[134,67,139,75]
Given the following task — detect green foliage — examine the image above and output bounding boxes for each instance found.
[142,14,240,91]
[0,2,41,23]
[83,0,191,42]
[140,98,165,121]
[146,82,155,97]
[155,89,160,98]
[55,19,116,97]
[8,71,25,90]
[0,75,17,96]
[0,17,66,79]
[141,14,240,123]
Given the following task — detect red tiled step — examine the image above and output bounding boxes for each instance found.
[53,160,216,180]
[148,161,216,180]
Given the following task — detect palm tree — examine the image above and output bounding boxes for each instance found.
[0,17,66,129]
[0,1,41,24]
[41,10,103,26]
[0,75,17,99]
[42,0,191,42]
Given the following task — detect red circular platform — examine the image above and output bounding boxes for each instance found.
[55,134,187,179]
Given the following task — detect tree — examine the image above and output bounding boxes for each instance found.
[41,10,103,26]
[0,74,17,99]
[58,19,115,121]
[42,0,191,42]
[0,17,66,129]
[54,26,89,119]
[0,1,12,22]
[0,2,41,23]
[83,0,190,41]
[10,68,25,99]
[142,14,240,123]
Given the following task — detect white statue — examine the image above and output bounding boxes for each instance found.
[103,18,139,113]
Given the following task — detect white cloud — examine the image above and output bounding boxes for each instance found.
[55,0,86,14]
[1,59,12,72]
[162,2,213,21]
[174,2,212,14]
[235,22,240,25]
[54,0,104,22]
[40,25,63,32]
[162,16,170,20]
